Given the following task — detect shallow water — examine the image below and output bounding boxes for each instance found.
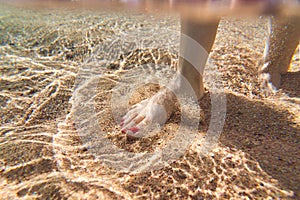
[1,3,300,199]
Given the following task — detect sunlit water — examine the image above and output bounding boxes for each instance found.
[1,2,299,199]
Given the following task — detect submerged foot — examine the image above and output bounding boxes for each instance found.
[120,87,176,137]
[259,61,283,95]
[120,74,204,137]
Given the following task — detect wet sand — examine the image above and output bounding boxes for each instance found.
[0,4,299,199]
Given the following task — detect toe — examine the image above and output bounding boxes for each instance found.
[128,127,140,134]
[122,102,148,128]
[120,118,125,126]
[122,115,144,131]
[133,115,145,125]
[121,115,148,136]
[121,129,127,134]
[122,112,138,128]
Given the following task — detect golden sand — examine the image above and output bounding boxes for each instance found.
[0,4,299,199]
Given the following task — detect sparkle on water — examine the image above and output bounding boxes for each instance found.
[1,2,299,199]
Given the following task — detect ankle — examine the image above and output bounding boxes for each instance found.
[168,74,204,100]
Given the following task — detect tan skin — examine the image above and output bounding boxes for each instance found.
[261,16,300,89]
[121,7,300,135]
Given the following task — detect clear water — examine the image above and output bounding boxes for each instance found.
[1,2,299,199]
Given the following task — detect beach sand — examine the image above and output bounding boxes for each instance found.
[0,3,299,199]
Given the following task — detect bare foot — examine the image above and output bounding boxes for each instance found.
[259,62,282,94]
[120,87,176,137]
[120,74,204,137]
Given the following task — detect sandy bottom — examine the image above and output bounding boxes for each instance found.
[0,4,299,200]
